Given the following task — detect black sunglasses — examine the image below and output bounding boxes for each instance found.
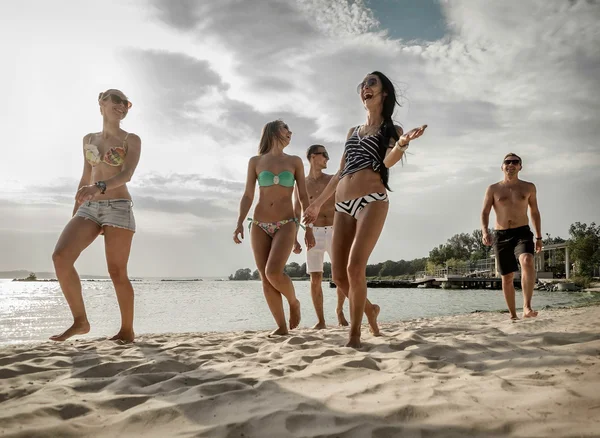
[100,93,133,109]
[312,151,329,159]
[503,159,521,165]
[356,77,379,94]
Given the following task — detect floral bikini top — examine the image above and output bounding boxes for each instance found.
[84,133,129,167]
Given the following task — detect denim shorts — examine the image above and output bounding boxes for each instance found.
[75,199,136,232]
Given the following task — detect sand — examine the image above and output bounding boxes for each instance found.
[1,306,599,438]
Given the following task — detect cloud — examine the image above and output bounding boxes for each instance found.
[2,0,599,276]
[124,49,223,126]
[133,197,237,221]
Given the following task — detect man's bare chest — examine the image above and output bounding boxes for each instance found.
[495,187,529,205]
[307,179,330,199]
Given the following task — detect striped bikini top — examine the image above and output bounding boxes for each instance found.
[339,126,383,179]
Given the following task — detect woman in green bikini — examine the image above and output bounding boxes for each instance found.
[233,120,312,335]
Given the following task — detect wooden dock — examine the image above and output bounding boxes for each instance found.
[413,276,504,290]
[329,275,520,290]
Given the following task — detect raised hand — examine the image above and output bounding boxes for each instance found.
[399,124,427,145]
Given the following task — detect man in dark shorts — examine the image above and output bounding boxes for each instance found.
[481,153,543,320]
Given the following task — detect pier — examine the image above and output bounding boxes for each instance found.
[328,243,572,290]
[329,275,505,290]
[329,257,503,289]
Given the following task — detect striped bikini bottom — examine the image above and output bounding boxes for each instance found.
[334,192,389,219]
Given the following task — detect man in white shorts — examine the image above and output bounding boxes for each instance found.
[294,145,348,329]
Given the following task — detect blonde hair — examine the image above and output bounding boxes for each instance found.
[98,89,131,118]
[98,89,128,101]
[503,152,522,165]
[258,120,286,155]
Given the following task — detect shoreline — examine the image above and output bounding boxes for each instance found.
[1,305,599,437]
[2,298,600,348]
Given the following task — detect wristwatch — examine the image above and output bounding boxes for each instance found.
[307,223,314,229]
[95,181,107,194]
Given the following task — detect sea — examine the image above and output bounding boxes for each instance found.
[1,278,599,345]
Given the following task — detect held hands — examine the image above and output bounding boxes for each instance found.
[398,125,427,146]
[303,204,320,225]
[76,185,101,204]
[233,224,244,244]
[482,231,493,247]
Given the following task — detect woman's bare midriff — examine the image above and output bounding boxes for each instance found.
[253,187,295,222]
[336,168,386,203]
[90,167,132,200]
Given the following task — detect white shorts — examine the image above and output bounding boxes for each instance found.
[306,226,333,273]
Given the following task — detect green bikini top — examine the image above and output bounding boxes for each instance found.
[257,170,295,187]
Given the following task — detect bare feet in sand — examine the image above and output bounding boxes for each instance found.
[346,335,362,349]
[510,315,520,322]
[523,307,538,318]
[366,304,381,336]
[337,309,349,326]
[109,329,135,343]
[50,320,90,342]
[270,327,289,336]
[289,299,301,329]
[312,322,326,330]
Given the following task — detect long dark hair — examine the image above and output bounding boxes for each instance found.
[258,120,286,155]
[370,71,401,190]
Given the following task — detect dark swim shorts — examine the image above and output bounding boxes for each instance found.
[493,225,535,276]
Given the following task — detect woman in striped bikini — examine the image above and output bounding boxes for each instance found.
[233,120,313,335]
[303,72,427,348]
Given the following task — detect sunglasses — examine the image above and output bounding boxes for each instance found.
[503,159,521,165]
[100,93,133,109]
[313,151,329,159]
[356,77,379,94]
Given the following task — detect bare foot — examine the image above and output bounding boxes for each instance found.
[289,299,301,329]
[345,336,362,349]
[510,316,520,322]
[312,322,326,330]
[523,307,538,318]
[270,327,289,336]
[337,309,349,326]
[366,304,381,336]
[109,329,135,343]
[50,320,90,342]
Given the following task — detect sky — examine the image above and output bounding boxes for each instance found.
[0,0,598,278]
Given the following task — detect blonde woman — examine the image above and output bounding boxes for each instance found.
[51,89,141,343]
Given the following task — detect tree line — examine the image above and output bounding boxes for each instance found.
[229,222,599,281]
